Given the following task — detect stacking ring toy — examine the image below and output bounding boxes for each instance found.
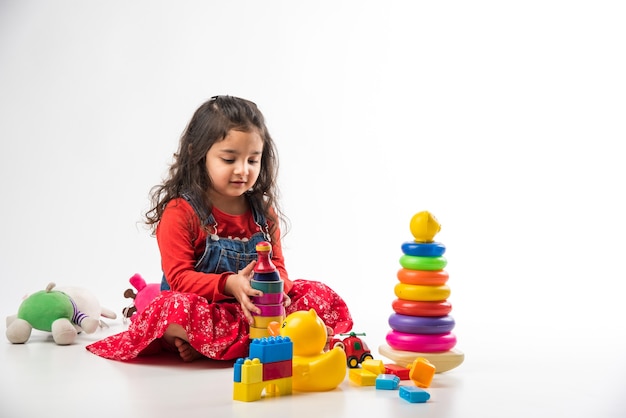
[249,326,271,339]
[386,330,457,353]
[401,241,446,257]
[392,299,452,317]
[394,283,450,301]
[253,293,284,305]
[397,269,449,286]
[388,313,455,334]
[251,279,284,294]
[399,255,447,271]
[253,271,281,282]
[254,304,285,317]
[253,314,284,329]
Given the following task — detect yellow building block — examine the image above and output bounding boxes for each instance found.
[361,359,385,375]
[233,377,293,402]
[349,368,378,386]
[234,381,266,402]
[241,358,263,384]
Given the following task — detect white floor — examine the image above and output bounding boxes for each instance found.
[2,318,625,418]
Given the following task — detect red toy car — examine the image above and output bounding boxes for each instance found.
[330,332,373,368]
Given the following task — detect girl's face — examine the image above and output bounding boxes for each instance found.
[205,129,264,209]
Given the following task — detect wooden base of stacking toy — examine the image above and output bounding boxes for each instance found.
[378,343,464,373]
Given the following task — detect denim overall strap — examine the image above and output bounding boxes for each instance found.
[160,193,270,291]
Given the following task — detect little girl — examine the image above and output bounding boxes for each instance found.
[86,95,353,362]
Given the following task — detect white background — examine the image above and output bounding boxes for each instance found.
[1,1,625,416]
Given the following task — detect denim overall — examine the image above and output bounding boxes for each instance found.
[161,193,271,291]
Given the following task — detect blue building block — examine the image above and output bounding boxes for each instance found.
[249,336,292,363]
[376,374,400,390]
[234,358,244,382]
[399,386,431,403]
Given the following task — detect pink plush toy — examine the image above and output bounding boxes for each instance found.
[122,273,160,321]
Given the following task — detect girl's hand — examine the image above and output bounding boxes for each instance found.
[224,261,261,325]
[282,292,291,308]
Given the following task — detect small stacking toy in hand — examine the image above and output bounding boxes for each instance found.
[249,241,285,339]
[378,211,464,373]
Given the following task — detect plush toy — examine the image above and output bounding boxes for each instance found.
[6,282,116,345]
[122,273,161,321]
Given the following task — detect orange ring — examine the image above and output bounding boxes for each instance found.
[397,269,449,286]
[392,299,452,317]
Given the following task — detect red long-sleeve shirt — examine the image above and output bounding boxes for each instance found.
[156,198,292,302]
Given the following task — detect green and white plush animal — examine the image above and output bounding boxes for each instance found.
[6,282,116,345]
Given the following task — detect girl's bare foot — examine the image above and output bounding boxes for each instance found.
[173,337,203,362]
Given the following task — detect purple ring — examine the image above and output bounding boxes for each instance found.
[388,313,455,334]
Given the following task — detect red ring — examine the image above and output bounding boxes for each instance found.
[392,299,452,317]
[396,269,449,286]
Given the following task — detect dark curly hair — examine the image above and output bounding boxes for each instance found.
[144,95,286,238]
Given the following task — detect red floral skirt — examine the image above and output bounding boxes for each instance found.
[86,279,353,361]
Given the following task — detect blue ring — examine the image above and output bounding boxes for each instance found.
[401,241,446,257]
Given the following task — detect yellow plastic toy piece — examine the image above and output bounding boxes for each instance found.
[361,358,385,375]
[409,357,436,388]
[241,358,263,384]
[253,315,284,329]
[394,283,451,301]
[233,357,293,402]
[269,309,347,392]
[409,211,441,243]
[233,377,292,402]
[249,326,271,339]
[348,368,377,386]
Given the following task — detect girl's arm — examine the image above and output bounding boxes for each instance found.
[156,199,225,300]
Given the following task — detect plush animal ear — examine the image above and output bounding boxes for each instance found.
[123,289,137,300]
[122,305,137,318]
[129,273,147,291]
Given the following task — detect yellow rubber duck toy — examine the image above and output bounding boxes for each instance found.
[268,309,346,392]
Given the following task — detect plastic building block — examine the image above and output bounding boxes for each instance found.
[409,357,435,388]
[249,336,293,363]
[241,358,263,384]
[233,330,295,402]
[399,386,430,403]
[384,363,410,380]
[375,374,400,390]
[234,358,244,382]
[361,358,385,375]
[233,377,292,402]
[348,368,377,386]
[262,359,292,380]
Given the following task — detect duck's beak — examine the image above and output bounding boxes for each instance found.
[267,321,281,336]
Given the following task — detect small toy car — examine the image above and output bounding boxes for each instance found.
[329,332,373,368]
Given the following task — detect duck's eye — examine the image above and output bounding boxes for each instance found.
[281,321,287,328]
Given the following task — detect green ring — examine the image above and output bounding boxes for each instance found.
[251,279,284,293]
[399,255,447,271]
